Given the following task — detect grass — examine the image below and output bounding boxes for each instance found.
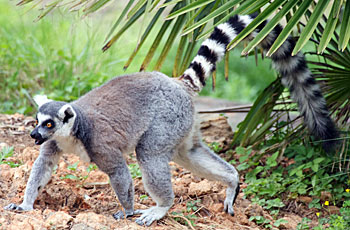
[0,0,151,114]
[0,0,276,115]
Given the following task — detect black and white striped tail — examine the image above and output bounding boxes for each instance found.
[180,14,338,151]
[180,15,254,91]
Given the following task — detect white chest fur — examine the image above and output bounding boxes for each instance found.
[54,136,91,162]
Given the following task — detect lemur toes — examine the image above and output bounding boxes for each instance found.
[4,203,32,212]
[4,203,18,211]
[224,184,240,216]
[135,216,155,226]
[135,206,169,226]
[224,200,235,216]
[112,210,134,220]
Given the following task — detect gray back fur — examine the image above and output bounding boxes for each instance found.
[72,71,194,171]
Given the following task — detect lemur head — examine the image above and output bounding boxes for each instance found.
[31,95,77,145]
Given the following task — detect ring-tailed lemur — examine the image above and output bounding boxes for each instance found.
[4,14,337,226]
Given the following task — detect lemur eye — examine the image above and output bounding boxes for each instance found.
[35,120,38,126]
[46,122,52,128]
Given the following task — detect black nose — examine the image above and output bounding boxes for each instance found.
[30,129,41,139]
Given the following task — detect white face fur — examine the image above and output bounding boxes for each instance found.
[55,104,77,137]
[32,95,77,145]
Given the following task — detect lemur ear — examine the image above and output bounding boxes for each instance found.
[58,104,76,123]
[33,95,52,107]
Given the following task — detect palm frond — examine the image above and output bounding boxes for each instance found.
[309,26,350,125]
[14,0,350,151]
[17,0,349,75]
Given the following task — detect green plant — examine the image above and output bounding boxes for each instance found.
[0,146,20,168]
[248,215,288,229]
[208,142,222,154]
[60,162,97,185]
[315,200,350,230]
[128,163,142,179]
[60,162,80,180]
[273,218,288,228]
[296,217,312,230]
[237,136,349,229]
[139,194,148,201]
[186,199,201,212]
[170,211,197,227]
[170,199,201,227]
[249,215,272,228]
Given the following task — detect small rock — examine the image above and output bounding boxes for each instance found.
[58,161,68,169]
[188,180,213,196]
[0,142,9,149]
[18,126,25,131]
[278,215,302,229]
[13,113,24,119]
[0,164,12,179]
[211,203,223,213]
[298,196,313,204]
[321,191,332,201]
[239,198,251,209]
[42,209,56,218]
[13,164,31,181]
[244,203,264,217]
[173,180,188,196]
[84,170,108,183]
[71,223,94,230]
[200,116,233,152]
[22,147,39,162]
[45,211,73,229]
[240,183,248,189]
[2,210,45,230]
[328,206,340,214]
[74,212,114,230]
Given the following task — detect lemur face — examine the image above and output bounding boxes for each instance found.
[31,113,56,145]
[31,100,76,145]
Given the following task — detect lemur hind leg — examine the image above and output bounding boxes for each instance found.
[174,140,240,216]
[133,122,188,226]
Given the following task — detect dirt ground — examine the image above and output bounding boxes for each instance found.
[0,113,318,230]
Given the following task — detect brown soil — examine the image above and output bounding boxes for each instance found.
[0,113,320,230]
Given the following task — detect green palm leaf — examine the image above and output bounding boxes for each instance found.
[242,0,299,55]
[228,0,285,51]
[12,0,350,150]
[339,0,350,51]
[17,0,350,58]
[292,0,331,55]
[266,0,312,56]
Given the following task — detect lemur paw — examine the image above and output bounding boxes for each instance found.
[224,199,235,216]
[112,210,134,220]
[134,206,169,226]
[4,203,33,212]
[224,185,240,216]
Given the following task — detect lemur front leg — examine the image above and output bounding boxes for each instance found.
[98,158,135,220]
[4,140,62,211]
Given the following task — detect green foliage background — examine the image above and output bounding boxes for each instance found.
[1,1,350,228]
[0,0,276,115]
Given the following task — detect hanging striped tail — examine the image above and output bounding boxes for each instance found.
[179,14,339,151]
